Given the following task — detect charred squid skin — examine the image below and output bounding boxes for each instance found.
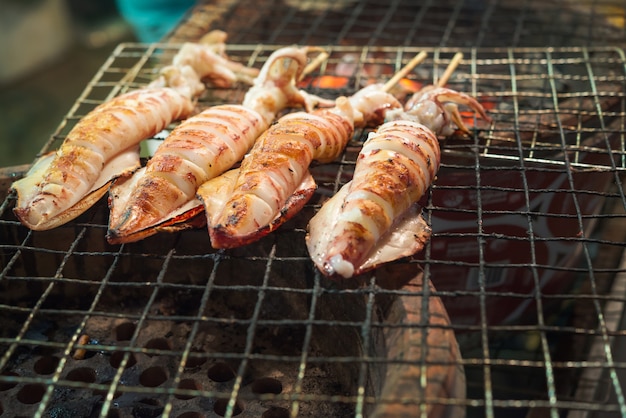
[107,175,178,243]
[13,32,283,233]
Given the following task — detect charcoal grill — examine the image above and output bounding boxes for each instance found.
[2,1,626,417]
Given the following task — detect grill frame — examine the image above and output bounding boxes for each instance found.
[2,2,626,416]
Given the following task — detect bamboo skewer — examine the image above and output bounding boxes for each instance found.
[383,51,428,92]
[437,52,463,87]
[300,49,330,81]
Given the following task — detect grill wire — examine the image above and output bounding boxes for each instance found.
[2,1,626,418]
[166,0,626,48]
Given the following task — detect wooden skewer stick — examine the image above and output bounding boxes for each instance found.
[383,51,428,92]
[437,52,463,87]
[300,49,330,81]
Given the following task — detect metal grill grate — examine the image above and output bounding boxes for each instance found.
[2,0,626,415]
[1,43,625,418]
[167,0,626,48]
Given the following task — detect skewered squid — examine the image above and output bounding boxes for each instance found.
[11,32,257,231]
[199,83,426,248]
[107,46,332,244]
[199,53,428,249]
[306,85,490,279]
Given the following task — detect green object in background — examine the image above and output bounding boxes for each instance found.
[115,0,196,42]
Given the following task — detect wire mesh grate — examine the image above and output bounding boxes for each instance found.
[167,0,626,48]
[0,41,626,418]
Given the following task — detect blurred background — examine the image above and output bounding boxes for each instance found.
[0,0,133,169]
[0,0,195,169]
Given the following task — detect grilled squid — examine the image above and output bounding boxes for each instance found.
[12,88,194,231]
[306,86,490,279]
[198,84,403,249]
[11,32,258,231]
[107,46,332,244]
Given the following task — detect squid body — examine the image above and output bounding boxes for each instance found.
[306,86,490,279]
